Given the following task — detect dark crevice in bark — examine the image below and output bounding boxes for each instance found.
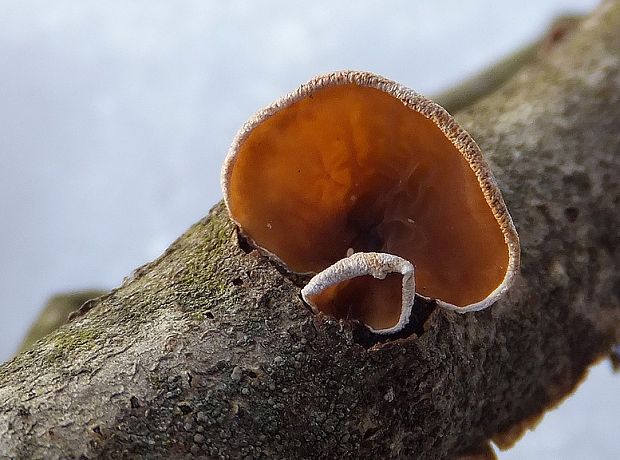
[351,296,437,349]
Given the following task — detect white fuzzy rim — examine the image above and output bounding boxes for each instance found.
[301,252,415,335]
[222,70,521,315]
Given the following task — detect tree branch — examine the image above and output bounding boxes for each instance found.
[16,290,107,355]
[433,14,582,113]
[1,2,618,458]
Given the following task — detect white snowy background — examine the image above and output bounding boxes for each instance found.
[0,1,617,458]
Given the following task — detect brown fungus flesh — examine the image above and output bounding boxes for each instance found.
[301,252,414,334]
[222,71,520,333]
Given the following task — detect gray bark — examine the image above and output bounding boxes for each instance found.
[1,2,619,459]
[433,15,581,113]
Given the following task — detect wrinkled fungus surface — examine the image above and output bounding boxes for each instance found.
[227,83,510,308]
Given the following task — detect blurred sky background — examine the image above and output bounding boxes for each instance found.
[0,1,617,458]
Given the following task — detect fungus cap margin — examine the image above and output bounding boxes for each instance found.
[221,70,520,314]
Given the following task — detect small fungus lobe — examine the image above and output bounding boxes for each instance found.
[301,252,414,334]
[222,70,520,333]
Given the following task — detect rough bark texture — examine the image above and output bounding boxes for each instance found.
[1,2,619,459]
[16,290,107,355]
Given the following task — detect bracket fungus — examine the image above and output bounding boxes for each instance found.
[222,70,520,335]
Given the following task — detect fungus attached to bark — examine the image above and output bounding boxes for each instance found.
[301,252,415,335]
[222,70,520,334]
